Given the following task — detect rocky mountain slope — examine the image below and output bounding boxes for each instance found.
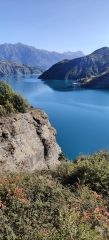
[0,60,43,75]
[39,47,109,88]
[0,108,61,172]
[0,43,85,69]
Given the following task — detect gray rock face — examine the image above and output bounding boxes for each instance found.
[0,60,43,75]
[0,109,61,173]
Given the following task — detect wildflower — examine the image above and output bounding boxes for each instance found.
[83,210,89,219]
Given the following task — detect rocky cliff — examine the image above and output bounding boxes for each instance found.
[0,60,43,75]
[0,108,61,173]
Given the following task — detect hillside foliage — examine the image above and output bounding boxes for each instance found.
[0,81,30,115]
[0,151,109,239]
[39,47,109,83]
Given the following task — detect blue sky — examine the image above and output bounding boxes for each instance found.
[1,0,109,54]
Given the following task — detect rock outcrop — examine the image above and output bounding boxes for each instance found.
[0,60,43,75]
[0,108,61,173]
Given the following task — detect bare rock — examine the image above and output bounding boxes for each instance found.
[0,109,61,173]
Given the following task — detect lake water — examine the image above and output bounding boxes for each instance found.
[0,74,109,160]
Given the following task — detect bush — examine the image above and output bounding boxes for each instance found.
[4,100,15,113]
[12,94,28,113]
[0,104,7,116]
[0,81,30,115]
[0,80,14,103]
[57,151,109,197]
[0,151,109,239]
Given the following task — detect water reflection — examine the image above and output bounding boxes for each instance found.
[42,79,75,92]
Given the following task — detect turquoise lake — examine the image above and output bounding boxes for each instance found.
[0,74,109,160]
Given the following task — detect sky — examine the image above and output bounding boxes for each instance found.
[0,0,109,55]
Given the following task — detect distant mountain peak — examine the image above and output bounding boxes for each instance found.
[90,46,109,54]
[63,50,84,54]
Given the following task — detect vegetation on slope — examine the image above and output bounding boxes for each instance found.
[83,69,109,88]
[0,151,109,239]
[0,81,30,115]
[39,47,109,84]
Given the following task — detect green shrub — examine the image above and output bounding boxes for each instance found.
[0,80,30,115]
[0,80,14,103]
[57,151,109,197]
[12,94,28,113]
[4,100,15,113]
[0,104,7,116]
[58,152,68,161]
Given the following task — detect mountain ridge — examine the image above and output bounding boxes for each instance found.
[0,43,85,69]
[39,47,109,88]
[0,59,43,75]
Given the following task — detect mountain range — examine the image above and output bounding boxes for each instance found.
[0,60,43,75]
[0,43,85,69]
[39,47,109,88]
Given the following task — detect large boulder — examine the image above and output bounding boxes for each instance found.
[0,108,61,172]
